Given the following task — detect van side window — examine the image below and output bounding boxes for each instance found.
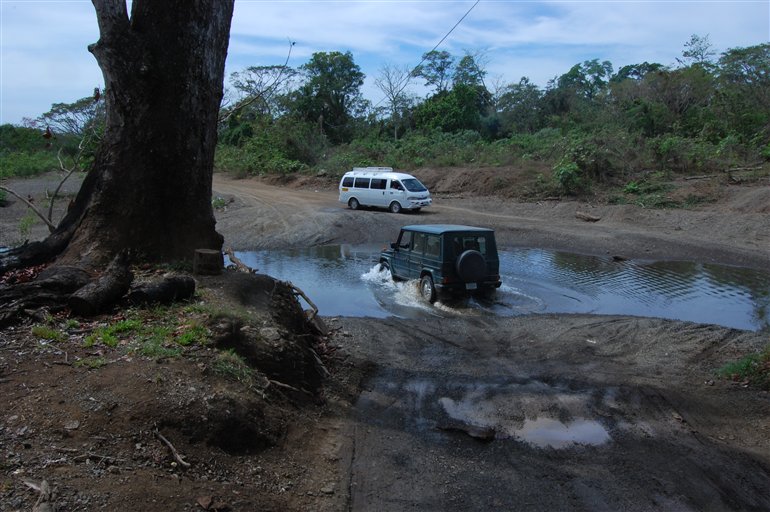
[390,180,404,191]
[371,178,387,190]
[342,177,354,187]
[425,235,440,258]
[354,178,371,188]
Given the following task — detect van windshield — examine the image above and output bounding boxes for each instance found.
[402,178,427,192]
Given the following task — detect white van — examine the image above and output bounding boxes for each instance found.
[338,167,432,213]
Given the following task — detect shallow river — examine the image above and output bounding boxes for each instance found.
[232,245,770,332]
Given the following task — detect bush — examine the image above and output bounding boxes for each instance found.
[553,160,583,195]
[718,345,770,390]
[0,150,58,178]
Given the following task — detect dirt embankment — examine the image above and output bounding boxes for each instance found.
[1,168,769,511]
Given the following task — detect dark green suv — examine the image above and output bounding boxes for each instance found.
[379,224,502,302]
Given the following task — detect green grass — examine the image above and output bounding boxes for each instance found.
[31,325,66,342]
[214,349,256,386]
[175,324,210,346]
[84,319,142,348]
[718,345,770,390]
[74,356,107,369]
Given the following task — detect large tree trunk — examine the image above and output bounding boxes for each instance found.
[62,0,234,266]
[0,0,234,321]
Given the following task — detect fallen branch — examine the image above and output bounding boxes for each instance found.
[575,211,601,223]
[72,453,126,464]
[23,479,53,512]
[224,247,256,273]
[265,378,314,397]
[154,429,191,469]
[0,186,57,232]
[285,281,319,320]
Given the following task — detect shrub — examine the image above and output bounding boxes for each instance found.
[553,160,583,195]
[718,345,770,390]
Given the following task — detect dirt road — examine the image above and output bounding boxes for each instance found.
[211,173,770,511]
[212,173,770,269]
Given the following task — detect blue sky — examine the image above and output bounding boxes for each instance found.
[1,0,768,125]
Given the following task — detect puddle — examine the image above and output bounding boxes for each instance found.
[436,381,611,448]
[231,245,770,331]
[508,417,610,448]
[359,375,613,449]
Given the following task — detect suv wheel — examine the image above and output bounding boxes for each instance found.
[389,201,402,214]
[456,250,486,282]
[419,275,436,303]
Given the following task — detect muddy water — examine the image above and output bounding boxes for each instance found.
[232,245,770,331]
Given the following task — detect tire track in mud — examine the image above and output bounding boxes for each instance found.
[340,316,770,511]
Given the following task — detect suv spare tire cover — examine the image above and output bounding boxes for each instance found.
[455,250,486,282]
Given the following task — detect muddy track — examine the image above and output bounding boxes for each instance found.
[340,316,770,511]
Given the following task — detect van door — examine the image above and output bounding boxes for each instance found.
[388,179,407,208]
[369,177,388,207]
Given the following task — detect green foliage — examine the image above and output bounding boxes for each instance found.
[651,135,721,173]
[31,325,66,342]
[413,84,489,133]
[718,345,770,390]
[553,160,583,195]
[294,51,366,144]
[623,181,640,194]
[413,50,455,94]
[0,142,58,178]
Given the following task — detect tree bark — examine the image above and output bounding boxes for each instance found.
[68,251,133,316]
[0,0,235,322]
[61,0,234,267]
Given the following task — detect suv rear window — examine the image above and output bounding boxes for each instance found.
[451,235,487,256]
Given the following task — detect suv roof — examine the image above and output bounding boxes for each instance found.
[400,224,494,235]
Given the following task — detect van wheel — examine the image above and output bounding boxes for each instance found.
[389,201,402,214]
[420,275,436,303]
[348,198,360,210]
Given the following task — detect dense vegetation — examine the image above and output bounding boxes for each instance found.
[2,36,769,198]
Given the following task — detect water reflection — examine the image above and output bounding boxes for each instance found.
[232,246,770,331]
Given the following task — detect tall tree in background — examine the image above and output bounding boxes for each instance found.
[293,51,365,144]
[374,63,414,141]
[2,0,234,272]
[414,50,455,94]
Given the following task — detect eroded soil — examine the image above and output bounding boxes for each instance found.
[1,168,769,511]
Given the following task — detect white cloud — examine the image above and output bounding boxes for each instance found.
[1,0,768,124]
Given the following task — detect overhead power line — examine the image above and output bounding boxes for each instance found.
[374,0,481,109]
